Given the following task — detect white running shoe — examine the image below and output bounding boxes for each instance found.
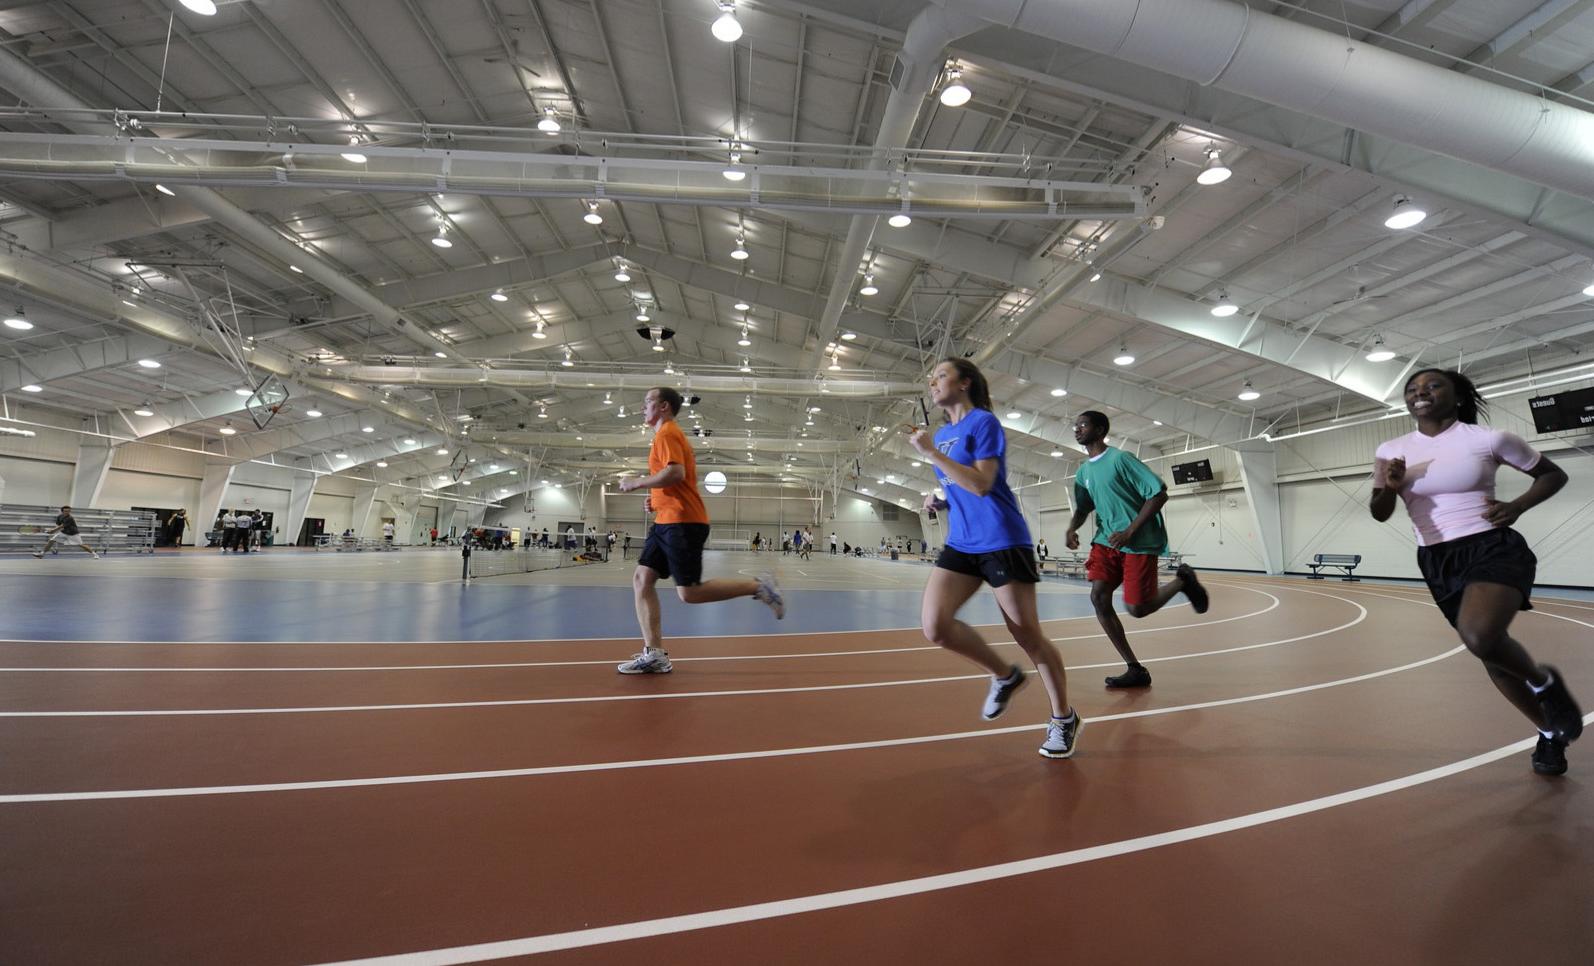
[617,649,672,674]
[982,665,1027,720]
[754,573,785,619]
[31,551,42,558]
[1039,712,1082,759]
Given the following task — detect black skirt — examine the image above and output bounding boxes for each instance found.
[1415,527,1536,628]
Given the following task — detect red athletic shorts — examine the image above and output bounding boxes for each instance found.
[1085,544,1159,607]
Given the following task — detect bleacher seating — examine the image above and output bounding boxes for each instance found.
[0,504,156,555]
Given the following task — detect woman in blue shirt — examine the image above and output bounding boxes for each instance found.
[906,358,1080,759]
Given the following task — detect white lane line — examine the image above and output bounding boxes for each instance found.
[0,591,1280,673]
[309,710,1593,966]
[0,635,1440,806]
[0,594,1335,717]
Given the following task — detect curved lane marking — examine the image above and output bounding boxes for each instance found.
[1,639,1455,805]
[0,591,1281,673]
[0,593,1339,717]
[305,709,1592,965]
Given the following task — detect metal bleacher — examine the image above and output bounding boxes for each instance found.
[0,504,157,555]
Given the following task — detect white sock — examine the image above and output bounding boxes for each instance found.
[1540,729,1555,740]
[1052,709,1076,723]
[1529,670,1554,694]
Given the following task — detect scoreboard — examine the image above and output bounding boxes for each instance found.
[1171,459,1214,484]
[1528,386,1594,434]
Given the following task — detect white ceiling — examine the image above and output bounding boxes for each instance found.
[0,0,1590,503]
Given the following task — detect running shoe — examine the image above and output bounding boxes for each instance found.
[1039,712,1082,759]
[1535,664,1583,743]
[1105,663,1152,689]
[1532,734,1568,776]
[30,551,42,558]
[1177,563,1209,614]
[617,650,672,674]
[754,573,785,619]
[982,665,1027,720]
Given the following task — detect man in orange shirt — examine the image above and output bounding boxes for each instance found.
[615,386,785,674]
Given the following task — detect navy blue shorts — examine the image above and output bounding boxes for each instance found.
[637,523,710,587]
[1416,527,1536,627]
[934,545,1039,588]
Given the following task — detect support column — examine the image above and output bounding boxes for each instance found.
[69,436,115,508]
[351,484,379,538]
[283,471,317,548]
[197,462,235,538]
[1234,442,1285,575]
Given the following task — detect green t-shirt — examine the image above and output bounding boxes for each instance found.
[1072,447,1168,555]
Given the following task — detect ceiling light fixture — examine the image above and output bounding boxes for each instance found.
[859,274,878,296]
[431,226,452,249]
[614,264,631,283]
[561,348,574,367]
[179,0,217,14]
[1237,380,1261,402]
[154,184,175,196]
[532,320,547,339]
[490,288,509,302]
[739,358,752,373]
[888,212,912,228]
[434,351,448,358]
[1113,344,1135,366]
[583,202,603,225]
[361,425,374,433]
[1364,335,1396,363]
[1005,410,1022,420]
[219,423,237,436]
[710,1,742,42]
[375,461,388,468]
[537,107,561,135]
[1049,387,1067,397]
[307,409,324,418]
[733,300,750,311]
[333,452,348,460]
[738,327,751,347]
[133,402,155,417]
[234,388,253,397]
[730,236,749,260]
[1196,148,1232,186]
[1210,291,1239,317]
[939,64,971,106]
[1384,196,1428,230]
[1089,272,1102,282]
[722,150,747,182]
[20,384,42,392]
[341,137,367,164]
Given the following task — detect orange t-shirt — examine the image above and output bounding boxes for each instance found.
[649,419,709,524]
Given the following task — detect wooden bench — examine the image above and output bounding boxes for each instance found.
[1307,553,1362,581]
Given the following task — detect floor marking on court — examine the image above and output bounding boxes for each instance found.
[0,598,1167,646]
[306,708,1593,966]
[0,631,1439,807]
[0,592,1281,674]
[0,594,1335,715]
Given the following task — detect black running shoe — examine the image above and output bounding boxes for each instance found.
[1535,665,1583,743]
[1177,564,1209,614]
[1532,735,1568,776]
[1105,664,1152,689]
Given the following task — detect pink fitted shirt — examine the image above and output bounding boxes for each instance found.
[1374,421,1541,547]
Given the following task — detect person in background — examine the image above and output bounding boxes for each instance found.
[167,508,188,548]
[1036,537,1049,562]
[33,505,100,559]
[218,510,236,551]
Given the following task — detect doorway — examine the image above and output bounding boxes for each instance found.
[297,517,326,546]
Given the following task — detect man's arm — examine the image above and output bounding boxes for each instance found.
[619,462,685,491]
[1110,489,1167,548]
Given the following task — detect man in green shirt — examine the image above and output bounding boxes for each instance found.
[1066,411,1209,688]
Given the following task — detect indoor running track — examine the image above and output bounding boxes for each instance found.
[2,574,1590,965]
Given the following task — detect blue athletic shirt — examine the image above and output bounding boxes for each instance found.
[933,407,1032,553]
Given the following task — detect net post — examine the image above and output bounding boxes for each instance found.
[461,543,471,581]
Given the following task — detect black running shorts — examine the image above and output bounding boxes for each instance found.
[1416,527,1535,627]
[637,523,710,587]
[934,545,1039,588]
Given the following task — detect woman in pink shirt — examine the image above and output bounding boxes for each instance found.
[1371,368,1582,776]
